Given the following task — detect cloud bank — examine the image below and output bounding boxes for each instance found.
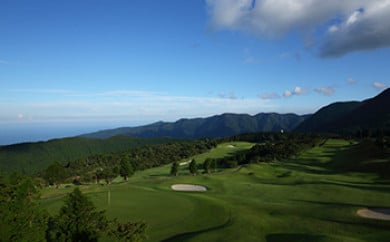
[206,0,390,57]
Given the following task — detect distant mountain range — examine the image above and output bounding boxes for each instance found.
[82,113,310,139]
[82,88,390,139]
[296,88,390,133]
[1,88,389,175]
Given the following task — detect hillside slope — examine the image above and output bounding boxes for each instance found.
[83,113,309,139]
[296,88,390,133]
[0,136,175,175]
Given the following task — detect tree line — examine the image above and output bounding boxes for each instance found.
[39,139,217,186]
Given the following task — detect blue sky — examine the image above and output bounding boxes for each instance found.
[1,0,389,144]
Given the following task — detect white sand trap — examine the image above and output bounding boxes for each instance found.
[357,208,390,221]
[171,184,207,192]
[227,144,235,148]
[179,160,191,166]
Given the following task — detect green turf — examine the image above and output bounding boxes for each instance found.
[40,140,390,242]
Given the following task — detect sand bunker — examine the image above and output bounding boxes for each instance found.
[171,184,207,192]
[357,208,390,221]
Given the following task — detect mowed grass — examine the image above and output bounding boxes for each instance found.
[40,140,390,242]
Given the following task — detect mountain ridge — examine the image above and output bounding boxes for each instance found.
[82,112,310,139]
[296,88,390,133]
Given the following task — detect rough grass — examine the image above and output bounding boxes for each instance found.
[40,140,390,242]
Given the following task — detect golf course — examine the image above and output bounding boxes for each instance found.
[40,140,390,242]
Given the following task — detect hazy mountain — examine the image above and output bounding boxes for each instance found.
[82,113,309,139]
[296,88,390,133]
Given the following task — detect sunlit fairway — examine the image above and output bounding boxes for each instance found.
[40,140,390,242]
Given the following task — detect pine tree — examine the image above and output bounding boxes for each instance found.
[189,159,198,175]
[46,188,108,242]
[0,175,48,242]
[170,161,179,176]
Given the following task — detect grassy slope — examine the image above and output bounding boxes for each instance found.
[40,140,390,242]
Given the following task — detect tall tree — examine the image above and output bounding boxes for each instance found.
[44,162,68,187]
[203,158,212,174]
[46,188,108,242]
[170,161,179,176]
[189,159,198,176]
[0,175,48,242]
[119,159,134,181]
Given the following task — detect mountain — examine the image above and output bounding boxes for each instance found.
[82,113,309,139]
[296,88,390,133]
[0,136,176,175]
[294,101,362,132]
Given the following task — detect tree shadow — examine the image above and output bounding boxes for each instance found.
[161,211,233,242]
[266,233,327,242]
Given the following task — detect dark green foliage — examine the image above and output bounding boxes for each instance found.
[170,161,179,176]
[0,175,48,242]
[203,158,212,174]
[216,133,322,168]
[0,136,176,175]
[189,159,198,175]
[119,159,134,181]
[109,221,148,242]
[46,188,108,242]
[44,139,217,183]
[43,162,68,186]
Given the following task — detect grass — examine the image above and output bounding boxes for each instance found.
[40,140,390,242]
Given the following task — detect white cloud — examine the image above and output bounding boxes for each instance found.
[206,0,390,57]
[258,92,280,100]
[346,77,357,84]
[373,81,388,90]
[283,90,292,98]
[315,87,335,96]
[293,86,304,95]
[283,86,308,98]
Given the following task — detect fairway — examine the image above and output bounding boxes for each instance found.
[41,140,390,242]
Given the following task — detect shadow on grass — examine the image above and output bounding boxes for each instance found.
[290,200,390,229]
[321,218,390,230]
[161,211,233,242]
[279,140,390,180]
[266,233,327,242]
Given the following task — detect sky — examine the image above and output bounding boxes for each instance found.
[1,0,389,144]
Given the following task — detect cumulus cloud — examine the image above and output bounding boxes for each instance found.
[283,86,308,98]
[206,0,390,57]
[373,81,388,90]
[315,87,335,96]
[283,90,293,98]
[258,92,280,100]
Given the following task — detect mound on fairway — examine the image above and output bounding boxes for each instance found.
[171,184,207,192]
[357,208,390,221]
